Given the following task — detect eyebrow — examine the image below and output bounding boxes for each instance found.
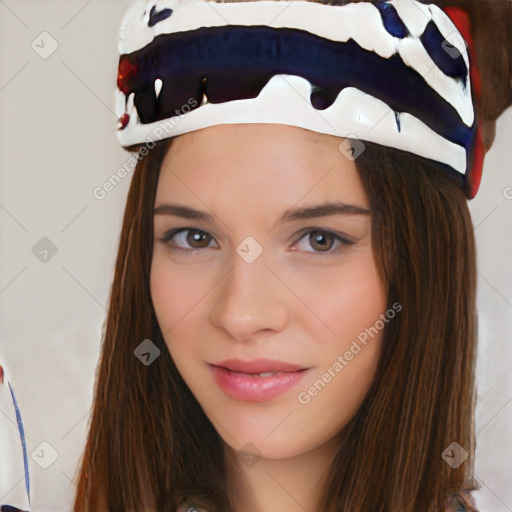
[154,201,370,223]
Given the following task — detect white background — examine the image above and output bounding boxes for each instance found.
[0,1,511,511]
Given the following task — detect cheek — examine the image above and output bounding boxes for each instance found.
[150,261,180,333]
[283,274,386,455]
[150,258,209,334]
[291,251,387,349]
[149,257,215,371]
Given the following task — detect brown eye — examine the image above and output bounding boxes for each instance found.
[292,228,354,257]
[160,228,215,251]
[186,230,211,248]
[309,230,335,252]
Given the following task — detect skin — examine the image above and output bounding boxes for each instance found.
[150,123,387,512]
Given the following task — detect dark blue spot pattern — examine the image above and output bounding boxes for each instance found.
[376,2,409,39]
[420,21,468,85]
[148,5,173,27]
[394,111,401,132]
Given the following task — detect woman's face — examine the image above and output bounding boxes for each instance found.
[150,123,387,461]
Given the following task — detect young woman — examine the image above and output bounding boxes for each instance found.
[73,0,511,511]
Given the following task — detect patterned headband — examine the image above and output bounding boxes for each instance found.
[115,0,484,198]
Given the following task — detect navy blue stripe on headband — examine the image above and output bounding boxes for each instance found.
[118,25,473,150]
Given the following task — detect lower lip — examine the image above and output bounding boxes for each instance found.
[209,365,309,402]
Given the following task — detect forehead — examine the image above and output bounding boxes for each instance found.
[155,123,369,213]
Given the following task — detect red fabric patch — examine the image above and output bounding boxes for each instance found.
[443,6,483,198]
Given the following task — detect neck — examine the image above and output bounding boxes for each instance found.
[225,436,339,512]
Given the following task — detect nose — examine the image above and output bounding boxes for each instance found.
[209,254,292,342]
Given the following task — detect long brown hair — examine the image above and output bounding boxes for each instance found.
[320,143,479,511]
[73,138,230,512]
[72,138,478,512]
[73,0,512,510]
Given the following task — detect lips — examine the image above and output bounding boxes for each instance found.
[214,358,306,374]
[209,358,310,402]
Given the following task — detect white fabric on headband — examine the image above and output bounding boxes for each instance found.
[115,0,478,192]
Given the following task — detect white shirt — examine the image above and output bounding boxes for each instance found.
[0,362,31,511]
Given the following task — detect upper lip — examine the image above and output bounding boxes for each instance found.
[211,358,308,374]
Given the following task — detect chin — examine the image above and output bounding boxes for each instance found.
[201,398,341,463]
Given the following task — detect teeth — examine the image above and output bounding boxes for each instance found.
[226,368,283,377]
[154,78,163,99]
[201,92,208,106]
[233,371,279,377]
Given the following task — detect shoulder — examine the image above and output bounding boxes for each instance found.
[445,490,479,512]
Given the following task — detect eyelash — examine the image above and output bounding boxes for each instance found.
[158,227,354,258]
